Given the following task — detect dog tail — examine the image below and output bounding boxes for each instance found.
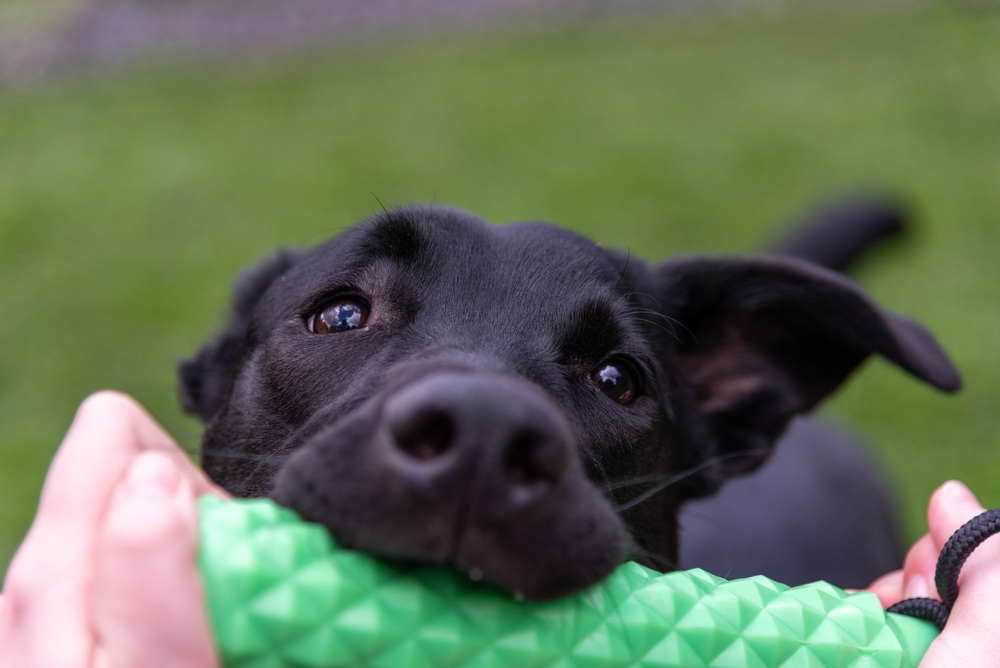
[769,195,906,274]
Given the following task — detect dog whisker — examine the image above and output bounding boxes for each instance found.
[198,449,290,464]
[603,448,771,494]
[614,248,631,293]
[623,307,674,327]
[626,290,665,312]
[601,471,677,494]
[625,313,681,342]
[371,192,390,217]
[622,307,681,327]
[623,306,693,344]
[199,411,308,465]
[624,291,693,334]
[610,449,770,513]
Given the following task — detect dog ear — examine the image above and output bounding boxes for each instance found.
[651,256,961,500]
[178,249,304,422]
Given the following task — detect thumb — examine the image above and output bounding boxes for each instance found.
[927,481,986,551]
[92,452,219,668]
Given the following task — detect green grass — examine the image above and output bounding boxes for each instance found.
[1,3,999,573]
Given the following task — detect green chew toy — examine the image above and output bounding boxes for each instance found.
[197,496,939,668]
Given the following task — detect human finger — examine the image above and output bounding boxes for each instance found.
[8,392,222,592]
[861,569,904,608]
[9,393,176,580]
[1,392,162,666]
[900,534,940,601]
[926,480,985,552]
[92,451,219,668]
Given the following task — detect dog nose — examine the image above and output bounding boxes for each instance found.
[383,372,572,509]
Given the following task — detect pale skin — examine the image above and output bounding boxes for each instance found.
[864,479,1000,665]
[0,392,226,668]
[0,393,996,667]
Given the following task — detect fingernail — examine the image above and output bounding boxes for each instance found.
[905,573,930,598]
[941,479,971,495]
[120,451,181,500]
[939,480,975,506]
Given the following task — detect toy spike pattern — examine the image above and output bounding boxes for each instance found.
[197,497,938,668]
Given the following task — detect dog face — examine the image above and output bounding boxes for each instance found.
[180,205,959,600]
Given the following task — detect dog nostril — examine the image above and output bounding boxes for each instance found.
[504,433,557,489]
[393,410,454,461]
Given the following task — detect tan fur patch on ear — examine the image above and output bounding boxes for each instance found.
[681,327,771,413]
[701,375,769,414]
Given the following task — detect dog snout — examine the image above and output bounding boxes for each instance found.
[383,372,572,511]
[273,368,626,600]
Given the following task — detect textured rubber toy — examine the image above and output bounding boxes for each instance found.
[198,497,939,668]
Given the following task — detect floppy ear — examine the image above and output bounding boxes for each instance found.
[654,256,961,500]
[179,249,304,422]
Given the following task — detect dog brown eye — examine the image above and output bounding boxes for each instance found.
[310,298,369,334]
[592,361,638,405]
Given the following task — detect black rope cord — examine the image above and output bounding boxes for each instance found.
[887,507,1000,631]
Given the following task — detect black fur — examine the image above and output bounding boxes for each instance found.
[181,204,959,599]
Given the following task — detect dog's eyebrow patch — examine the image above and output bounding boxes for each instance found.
[557,300,625,364]
[360,213,425,263]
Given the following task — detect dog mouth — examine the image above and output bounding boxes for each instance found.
[274,479,627,602]
[270,370,629,601]
[272,440,628,600]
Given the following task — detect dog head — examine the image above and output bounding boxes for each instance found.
[180,205,959,599]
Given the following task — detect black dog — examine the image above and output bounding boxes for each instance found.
[179,203,959,600]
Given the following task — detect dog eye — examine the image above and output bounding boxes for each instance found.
[309,298,370,334]
[591,360,639,405]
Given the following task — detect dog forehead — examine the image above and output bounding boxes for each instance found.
[302,205,628,302]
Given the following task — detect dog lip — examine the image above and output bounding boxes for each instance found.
[444,460,479,562]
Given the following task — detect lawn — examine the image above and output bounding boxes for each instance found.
[1,2,998,573]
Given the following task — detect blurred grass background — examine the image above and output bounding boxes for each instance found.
[2,2,999,573]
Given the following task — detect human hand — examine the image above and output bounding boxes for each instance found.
[865,480,1000,667]
[0,391,228,668]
